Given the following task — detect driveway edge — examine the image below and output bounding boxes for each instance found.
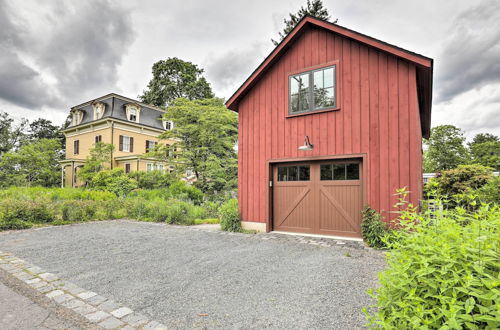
[0,251,166,330]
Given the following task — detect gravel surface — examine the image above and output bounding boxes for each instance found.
[0,221,385,329]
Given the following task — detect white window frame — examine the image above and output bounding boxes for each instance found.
[122,136,131,152]
[163,120,174,130]
[92,102,105,120]
[125,104,141,123]
[146,163,153,172]
[72,110,84,126]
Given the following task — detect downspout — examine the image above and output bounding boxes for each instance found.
[61,166,64,188]
[137,159,139,171]
[71,161,75,188]
[110,96,115,169]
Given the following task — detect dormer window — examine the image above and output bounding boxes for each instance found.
[92,102,105,120]
[71,110,84,126]
[125,104,141,123]
[163,120,174,130]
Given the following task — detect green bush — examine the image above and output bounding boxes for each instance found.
[219,199,241,232]
[365,202,500,329]
[361,206,388,249]
[168,181,204,205]
[90,169,138,197]
[477,176,500,205]
[60,200,98,222]
[128,170,175,189]
[434,164,493,199]
[0,199,55,224]
[0,220,32,230]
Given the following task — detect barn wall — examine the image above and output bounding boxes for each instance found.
[238,26,423,224]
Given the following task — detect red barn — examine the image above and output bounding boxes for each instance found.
[226,16,433,238]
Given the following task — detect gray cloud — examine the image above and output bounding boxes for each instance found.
[0,0,135,111]
[436,0,500,102]
[204,43,267,98]
[0,1,55,108]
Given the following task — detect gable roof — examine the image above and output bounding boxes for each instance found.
[225,15,433,138]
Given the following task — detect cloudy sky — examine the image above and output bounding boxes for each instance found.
[1,0,499,139]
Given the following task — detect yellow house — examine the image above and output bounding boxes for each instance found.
[60,93,176,187]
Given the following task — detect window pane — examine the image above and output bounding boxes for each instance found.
[290,94,299,113]
[324,68,334,88]
[320,164,333,180]
[300,92,310,111]
[346,163,360,180]
[333,164,346,180]
[299,73,309,91]
[298,166,310,181]
[288,166,298,181]
[314,88,328,109]
[314,70,323,89]
[291,76,299,94]
[324,87,335,108]
[278,167,287,181]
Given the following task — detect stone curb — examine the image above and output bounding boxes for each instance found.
[0,251,167,330]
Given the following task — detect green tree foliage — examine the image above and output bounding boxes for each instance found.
[0,139,61,187]
[272,0,335,45]
[139,57,214,107]
[127,170,176,190]
[424,125,469,172]
[219,199,241,232]
[156,98,238,194]
[0,111,28,154]
[78,142,115,184]
[468,133,500,170]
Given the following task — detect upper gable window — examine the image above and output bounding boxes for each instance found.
[92,102,105,120]
[289,65,336,115]
[71,110,84,126]
[125,104,141,123]
[163,120,174,130]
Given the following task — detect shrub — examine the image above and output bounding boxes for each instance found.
[128,170,175,189]
[125,197,149,220]
[365,202,500,329]
[90,169,138,197]
[0,199,55,224]
[0,220,32,230]
[219,199,241,232]
[60,200,98,222]
[201,201,220,218]
[477,176,500,205]
[361,206,388,249]
[168,181,203,205]
[434,164,493,199]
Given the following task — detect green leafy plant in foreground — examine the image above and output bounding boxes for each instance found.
[361,206,388,249]
[219,199,241,232]
[365,198,500,329]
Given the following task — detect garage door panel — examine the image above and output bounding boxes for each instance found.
[319,185,361,234]
[274,186,315,231]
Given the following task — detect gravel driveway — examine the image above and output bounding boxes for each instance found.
[0,221,385,329]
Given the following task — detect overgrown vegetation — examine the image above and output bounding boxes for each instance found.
[364,196,500,329]
[0,186,223,231]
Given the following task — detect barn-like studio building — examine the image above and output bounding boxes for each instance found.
[226,16,433,238]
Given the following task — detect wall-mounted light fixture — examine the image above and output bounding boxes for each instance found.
[298,136,314,151]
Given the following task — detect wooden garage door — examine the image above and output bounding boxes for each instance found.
[273,160,363,237]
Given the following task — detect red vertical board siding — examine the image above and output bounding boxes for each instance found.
[237,27,424,223]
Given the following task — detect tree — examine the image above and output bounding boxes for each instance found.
[155,98,238,194]
[0,139,61,187]
[27,118,61,141]
[272,0,335,46]
[139,58,214,107]
[0,111,28,154]
[469,133,499,146]
[78,142,115,185]
[424,125,469,172]
[469,141,500,170]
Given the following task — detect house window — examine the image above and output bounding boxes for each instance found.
[320,163,359,180]
[157,164,164,171]
[119,135,134,152]
[92,102,105,120]
[125,163,131,173]
[145,140,156,153]
[73,140,80,155]
[163,120,174,130]
[125,104,141,122]
[71,110,84,126]
[289,65,336,114]
[95,135,102,144]
[147,163,153,172]
[277,165,310,181]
